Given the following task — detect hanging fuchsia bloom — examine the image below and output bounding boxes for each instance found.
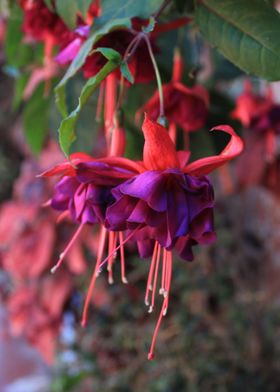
[140,84,208,132]
[41,153,142,274]
[139,51,209,132]
[82,18,157,83]
[104,115,243,260]
[55,19,154,83]
[233,82,280,189]
[43,115,243,360]
[231,80,272,128]
[20,0,71,44]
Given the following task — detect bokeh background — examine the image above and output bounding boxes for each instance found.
[1,1,280,391]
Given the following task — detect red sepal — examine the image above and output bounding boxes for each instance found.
[142,114,180,171]
[38,152,93,177]
[184,125,244,176]
[152,17,192,36]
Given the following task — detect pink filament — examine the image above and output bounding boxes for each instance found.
[160,248,167,295]
[119,232,128,283]
[51,223,84,273]
[149,245,161,313]
[81,225,107,327]
[98,226,140,271]
[148,250,173,360]
[82,226,140,327]
[145,242,159,306]
[107,231,117,284]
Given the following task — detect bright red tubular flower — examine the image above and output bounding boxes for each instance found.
[82,18,157,83]
[43,115,243,360]
[138,49,208,134]
[139,83,209,132]
[232,82,280,189]
[231,81,272,128]
[20,0,71,44]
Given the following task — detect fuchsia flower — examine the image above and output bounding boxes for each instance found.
[139,50,209,132]
[20,0,71,44]
[55,18,156,83]
[233,82,280,189]
[43,115,243,359]
[20,0,100,97]
[56,17,190,83]
[231,80,272,128]
[82,18,157,83]
[140,84,209,132]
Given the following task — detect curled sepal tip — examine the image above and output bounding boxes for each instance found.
[184,124,244,176]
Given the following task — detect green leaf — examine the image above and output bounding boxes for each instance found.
[58,51,122,157]
[76,0,93,19]
[4,5,34,67]
[195,0,280,81]
[55,18,131,117]
[55,0,78,29]
[120,62,134,83]
[43,0,55,11]
[101,0,162,20]
[13,73,29,110]
[23,84,50,155]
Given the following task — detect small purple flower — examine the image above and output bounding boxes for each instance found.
[50,160,139,225]
[51,175,113,225]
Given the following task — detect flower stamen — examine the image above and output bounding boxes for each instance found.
[51,223,84,274]
[81,225,107,327]
[81,226,140,327]
[119,232,128,284]
[148,250,173,360]
[145,241,158,306]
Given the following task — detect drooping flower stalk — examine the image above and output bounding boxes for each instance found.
[138,49,209,138]
[143,34,165,122]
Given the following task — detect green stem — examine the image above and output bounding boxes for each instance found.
[144,35,165,121]
[153,0,172,20]
[116,34,144,114]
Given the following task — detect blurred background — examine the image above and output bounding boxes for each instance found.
[1,1,280,391]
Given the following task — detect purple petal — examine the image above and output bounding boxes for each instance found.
[119,171,167,212]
